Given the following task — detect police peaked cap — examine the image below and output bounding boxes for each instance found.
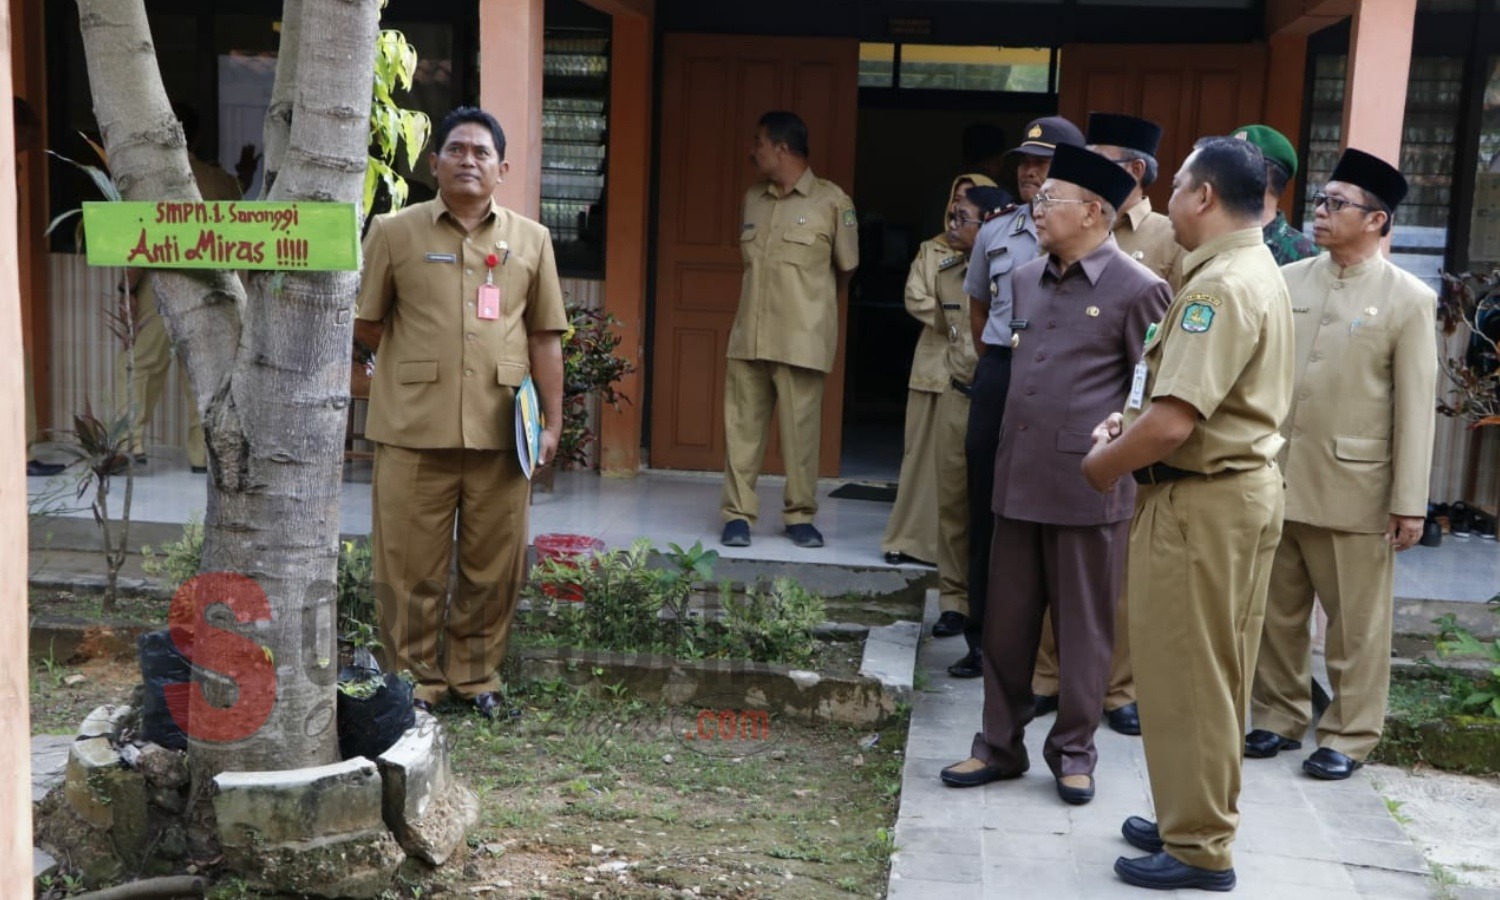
[1007,116,1085,159]
[1047,143,1138,211]
[1086,112,1163,158]
[1329,147,1408,211]
[966,185,1015,219]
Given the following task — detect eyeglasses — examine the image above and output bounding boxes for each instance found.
[1030,194,1094,214]
[1311,192,1382,214]
[948,212,980,226]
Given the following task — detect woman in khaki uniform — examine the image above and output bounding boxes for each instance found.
[881,173,995,571]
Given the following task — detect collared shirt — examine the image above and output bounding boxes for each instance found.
[993,234,1171,526]
[1112,196,1185,291]
[1127,227,1294,475]
[727,167,859,373]
[1263,211,1321,266]
[904,236,977,389]
[963,204,1039,348]
[356,196,568,450]
[1279,252,1437,532]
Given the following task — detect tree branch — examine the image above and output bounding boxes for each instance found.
[261,0,302,194]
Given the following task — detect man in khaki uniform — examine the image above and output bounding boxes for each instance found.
[1247,149,1437,780]
[721,111,858,549]
[882,173,995,572]
[116,105,241,473]
[1083,137,1293,891]
[1087,112,1185,291]
[356,107,567,717]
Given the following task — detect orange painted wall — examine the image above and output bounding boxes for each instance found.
[479,0,544,219]
[1341,0,1416,167]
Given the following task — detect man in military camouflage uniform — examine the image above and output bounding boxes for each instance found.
[1233,124,1320,265]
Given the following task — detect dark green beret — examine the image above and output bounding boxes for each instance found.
[1232,124,1299,177]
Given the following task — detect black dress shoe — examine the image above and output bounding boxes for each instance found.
[1114,852,1235,892]
[472,691,519,721]
[1303,746,1362,780]
[1033,693,1059,716]
[884,550,935,567]
[932,611,966,638]
[1121,816,1164,853]
[191,465,208,474]
[1056,774,1094,805]
[940,757,1022,788]
[1244,728,1302,759]
[947,648,982,678]
[1105,702,1141,736]
[25,459,65,477]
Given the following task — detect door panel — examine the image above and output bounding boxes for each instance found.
[651,34,858,474]
[1060,45,1269,211]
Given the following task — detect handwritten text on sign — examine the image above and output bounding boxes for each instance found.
[82,201,360,271]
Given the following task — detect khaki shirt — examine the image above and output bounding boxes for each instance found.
[727,167,858,373]
[1113,197,1184,292]
[356,197,568,450]
[1280,254,1438,533]
[905,236,977,390]
[1128,227,1294,474]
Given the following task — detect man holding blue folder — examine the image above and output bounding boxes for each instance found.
[355,107,567,719]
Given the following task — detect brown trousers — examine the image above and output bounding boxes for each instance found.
[881,388,941,562]
[114,287,206,468]
[971,516,1129,778]
[933,386,971,615]
[1251,522,1395,759]
[1131,465,1283,872]
[1032,589,1135,711]
[720,359,824,526]
[372,444,531,705]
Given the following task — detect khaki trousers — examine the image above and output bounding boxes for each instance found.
[881,387,940,563]
[933,386,971,615]
[1032,590,1135,711]
[720,358,824,526]
[1131,465,1283,872]
[114,289,206,467]
[372,444,531,705]
[1251,521,1395,759]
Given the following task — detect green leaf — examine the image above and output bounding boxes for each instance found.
[45,208,82,238]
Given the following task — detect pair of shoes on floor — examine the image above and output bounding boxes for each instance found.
[26,459,66,477]
[1105,702,1141,736]
[1116,818,1235,891]
[720,520,826,549]
[883,550,934,567]
[932,611,966,638]
[939,756,1023,788]
[948,648,982,678]
[1243,728,1302,758]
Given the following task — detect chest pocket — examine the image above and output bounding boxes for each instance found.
[988,251,1015,288]
[739,226,758,263]
[779,227,825,268]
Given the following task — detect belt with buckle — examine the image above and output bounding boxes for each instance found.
[1132,463,1203,486]
[951,378,973,396]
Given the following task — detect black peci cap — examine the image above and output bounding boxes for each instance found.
[1329,147,1408,211]
[1086,112,1163,157]
[1046,143,1139,211]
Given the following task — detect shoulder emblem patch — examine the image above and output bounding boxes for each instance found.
[841,208,858,227]
[1181,301,1215,333]
[937,255,965,271]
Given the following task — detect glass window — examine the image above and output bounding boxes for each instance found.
[1469,56,1500,267]
[896,45,1051,93]
[859,43,896,88]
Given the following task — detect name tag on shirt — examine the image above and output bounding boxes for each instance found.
[478,283,501,320]
[426,252,457,263]
[1126,361,1149,410]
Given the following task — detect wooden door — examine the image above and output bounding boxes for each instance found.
[1059,44,1269,211]
[649,34,858,474]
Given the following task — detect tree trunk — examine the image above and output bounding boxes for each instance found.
[75,0,380,780]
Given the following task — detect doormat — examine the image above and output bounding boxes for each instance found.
[828,481,898,503]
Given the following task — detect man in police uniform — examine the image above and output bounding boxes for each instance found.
[940,145,1169,802]
[1234,124,1320,266]
[720,111,858,550]
[356,107,568,717]
[1247,149,1437,780]
[950,115,1084,679]
[1087,112,1185,290]
[1083,137,1293,891]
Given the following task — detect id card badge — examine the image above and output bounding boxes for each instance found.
[1126,361,1149,410]
[477,282,501,320]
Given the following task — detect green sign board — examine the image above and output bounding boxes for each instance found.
[82,201,360,271]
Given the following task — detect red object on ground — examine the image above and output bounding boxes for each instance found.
[532,533,605,602]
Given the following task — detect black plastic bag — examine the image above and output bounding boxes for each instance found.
[336,666,416,761]
[138,630,191,750]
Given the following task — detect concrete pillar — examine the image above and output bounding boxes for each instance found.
[598,11,651,476]
[1340,0,1417,166]
[0,2,35,893]
[478,0,544,219]
[1263,32,1309,218]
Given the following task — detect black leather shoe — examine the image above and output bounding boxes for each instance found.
[1303,747,1362,780]
[25,459,65,477]
[413,698,435,714]
[191,465,208,474]
[1244,729,1302,759]
[1106,703,1141,736]
[947,648,982,678]
[884,550,935,567]
[1114,852,1235,892]
[932,611,966,638]
[472,691,519,722]
[1033,693,1059,716]
[1121,816,1164,854]
[940,757,1022,788]
[785,523,824,548]
[1056,774,1094,805]
[721,519,751,547]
